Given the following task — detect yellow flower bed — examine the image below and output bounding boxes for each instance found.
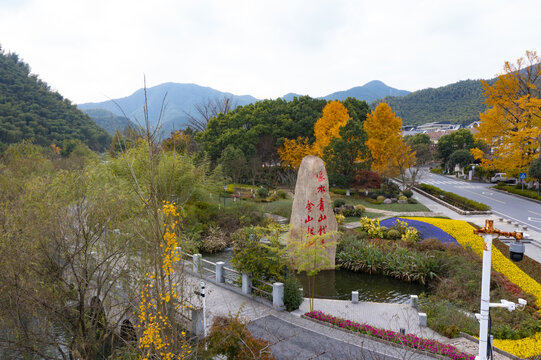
[406,217,541,358]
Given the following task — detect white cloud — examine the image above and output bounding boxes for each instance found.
[0,0,540,103]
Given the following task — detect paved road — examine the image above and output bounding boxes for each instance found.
[419,171,541,233]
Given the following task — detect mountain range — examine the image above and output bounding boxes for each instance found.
[78,80,411,135]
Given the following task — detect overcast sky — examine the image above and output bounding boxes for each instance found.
[1,0,539,104]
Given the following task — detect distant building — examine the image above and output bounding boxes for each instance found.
[415,122,461,132]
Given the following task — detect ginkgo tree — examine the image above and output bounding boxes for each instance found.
[364,103,415,181]
[278,100,350,169]
[471,50,541,176]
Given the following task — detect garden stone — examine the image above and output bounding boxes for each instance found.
[397,199,407,204]
[383,198,392,204]
[390,198,397,202]
[289,156,337,269]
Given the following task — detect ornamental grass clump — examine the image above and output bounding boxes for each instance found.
[304,311,475,360]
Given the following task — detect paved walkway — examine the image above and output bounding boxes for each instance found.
[188,272,512,360]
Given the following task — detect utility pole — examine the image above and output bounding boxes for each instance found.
[473,220,526,360]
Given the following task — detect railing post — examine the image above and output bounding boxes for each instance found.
[272,282,284,310]
[410,295,418,309]
[352,291,359,304]
[241,273,252,295]
[193,254,202,273]
[216,261,225,283]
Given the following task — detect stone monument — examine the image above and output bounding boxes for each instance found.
[289,155,337,269]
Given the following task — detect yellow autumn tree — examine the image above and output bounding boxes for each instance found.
[471,50,541,175]
[277,137,312,169]
[312,100,350,157]
[364,102,414,178]
[278,101,350,168]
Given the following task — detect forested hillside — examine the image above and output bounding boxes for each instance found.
[0,48,111,151]
[372,79,495,126]
[82,108,136,135]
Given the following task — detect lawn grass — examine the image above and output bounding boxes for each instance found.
[332,195,430,212]
[258,198,293,218]
[345,212,382,223]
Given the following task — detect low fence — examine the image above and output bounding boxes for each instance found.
[180,249,284,311]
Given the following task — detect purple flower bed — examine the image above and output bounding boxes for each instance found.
[304,311,474,360]
[380,217,458,245]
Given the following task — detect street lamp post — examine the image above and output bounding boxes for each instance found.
[473,220,526,360]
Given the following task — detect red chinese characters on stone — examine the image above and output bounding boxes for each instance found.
[318,225,327,235]
[305,200,315,212]
[304,215,314,224]
[316,170,325,182]
[307,227,315,236]
[317,185,326,193]
[318,198,324,212]
[318,214,327,222]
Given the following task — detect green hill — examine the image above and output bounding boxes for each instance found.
[82,108,136,135]
[372,79,496,126]
[0,47,111,152]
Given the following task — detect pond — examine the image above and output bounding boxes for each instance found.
[202,249,427,304]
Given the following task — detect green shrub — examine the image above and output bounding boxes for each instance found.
[333,198,346,208]
[330,188,347,195]
[341,208,363,217]
[354,204,365,212]
[419,297,478,338]
[256,186,269,198]
[276,190,288,199]
[376,195,385,202]
[283,276,303,312]
[407,197,418,204]
[387,229,401,240]
[398,195,407,201]
[430,167,443,174]
[231,224,287,283]
[199,226,228,254]
[402,189,413,198]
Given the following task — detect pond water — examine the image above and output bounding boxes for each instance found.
[202,249,427,304]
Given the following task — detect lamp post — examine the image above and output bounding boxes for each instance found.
[473,220,525,360]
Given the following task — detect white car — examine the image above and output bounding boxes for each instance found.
[490,173,517,184]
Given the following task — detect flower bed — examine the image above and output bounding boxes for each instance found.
[380,217,458,245]
[406,217,541,358]
[304,310,474,360]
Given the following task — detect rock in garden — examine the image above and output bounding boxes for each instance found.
[383,198,393,204]
[289,156,337,269]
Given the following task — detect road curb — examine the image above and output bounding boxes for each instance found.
[413,186,492,216]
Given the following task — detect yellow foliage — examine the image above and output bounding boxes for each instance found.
[312,100,350,157]
[474,51,541,175]
[277,137,312,169]
[278,101,350,168]
[364,103,409,177]
[138,201,190,359]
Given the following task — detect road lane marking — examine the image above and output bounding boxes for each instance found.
[463,189,505,204]
[528,217,541,223]
[528,210,541,217]
[493,210,541,232]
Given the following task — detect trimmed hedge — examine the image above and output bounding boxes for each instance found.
[418,183,490,211]
[493,184,541,201]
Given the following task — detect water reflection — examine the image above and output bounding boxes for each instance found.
[202,250,427,303]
